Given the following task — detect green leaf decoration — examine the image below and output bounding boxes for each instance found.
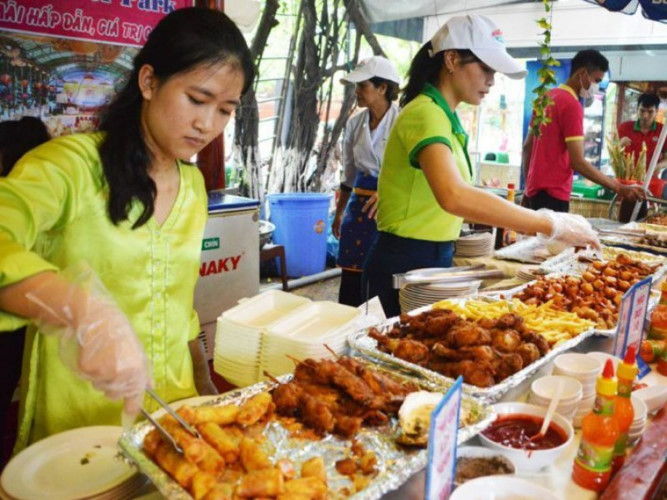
[530,0,557,138]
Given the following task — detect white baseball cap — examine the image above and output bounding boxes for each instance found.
[429,14,527,80]
[340,56,401,84]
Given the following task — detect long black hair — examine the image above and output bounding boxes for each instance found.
[0,116,50,176]
[99,7,254,228]
[400,45,480,108]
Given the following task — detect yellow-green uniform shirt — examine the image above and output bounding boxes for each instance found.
[377,83,473,241]
[0,133,207,451]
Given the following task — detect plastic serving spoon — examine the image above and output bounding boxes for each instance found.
[530,379,564,442]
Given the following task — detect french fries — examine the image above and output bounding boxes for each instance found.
[434,298,594,346]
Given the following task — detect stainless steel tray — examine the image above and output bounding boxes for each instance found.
[347,312,596,403]
[539,247,667,279]
[119,364,493,500]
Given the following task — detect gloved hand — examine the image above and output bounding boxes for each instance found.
[25,264,150,416]
[537,208,601,253]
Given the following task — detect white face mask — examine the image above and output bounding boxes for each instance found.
[579,73,599,99]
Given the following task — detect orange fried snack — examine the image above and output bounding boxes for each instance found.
[283,477,327,499]
[300,457,326,484]
[240,437,272,471]
[153,442,199,490]
[161,417,226,474]
[235,468,285,498]
[237,392,274,426]
[179,404,240,426]
[191,471,217,500]
[202,482,235,500]
[197,422,244,464]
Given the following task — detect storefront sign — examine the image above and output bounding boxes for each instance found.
[613,277,652,374]
[0,0,193,47]
[424,377,462,500]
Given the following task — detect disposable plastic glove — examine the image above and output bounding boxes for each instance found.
[537,208,601,253]
[25,264,150,416]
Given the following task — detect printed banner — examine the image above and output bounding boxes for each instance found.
[0,0,193,47]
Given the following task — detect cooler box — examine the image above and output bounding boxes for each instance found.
[194,190,260,359]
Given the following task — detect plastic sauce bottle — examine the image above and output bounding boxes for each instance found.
[611,346,637,474]
[503,183,517,246]
[572,359,620,492]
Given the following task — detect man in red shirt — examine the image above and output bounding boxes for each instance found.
[523,50,645,212]
[618,93,667,174]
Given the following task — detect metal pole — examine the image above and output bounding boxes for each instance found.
[629,115,667,221]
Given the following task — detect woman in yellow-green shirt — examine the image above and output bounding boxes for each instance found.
[363,14,601,317]
[0,8,254,451]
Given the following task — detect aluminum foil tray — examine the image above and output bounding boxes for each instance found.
[347,312,596,403]
[493,237,551,264]
[539,247,667,279]
[601,235,667,256]
[497,278,662,337]
[119,363,493,500]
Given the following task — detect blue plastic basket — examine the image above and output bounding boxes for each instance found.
[268,193,332,277]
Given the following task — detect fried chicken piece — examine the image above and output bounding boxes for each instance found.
[334,415,364,437]
[495,313,524,330]
[431,343,495,362]
[299,391,336,434]
[393,339,430,365]
[272,382,302,417]
[438,359,496,388]
[490,329,521,353]
[447,323,492,348]
[516,342,540,366]
[422,310,461,338]
[335,458,357,476]
[493,352,524,381]
[518,331,550,355]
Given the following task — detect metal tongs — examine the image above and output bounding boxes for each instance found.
[392,264,504,289]
[140,388,201,454]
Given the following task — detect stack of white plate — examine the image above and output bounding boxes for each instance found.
[552,353,602,428]
[214,290,309,387]
[399,280,482,313]
[1,426,145,500]
[628,395,648,445]
[515,265,541,282]
[454,232,495,257]
[260,301,361,380]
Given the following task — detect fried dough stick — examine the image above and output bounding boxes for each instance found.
[197,422,244,464]
[161,416,226,473]
[236,468,285,498]
[239,437,272,471]
[237,392,274,426]
[153,441,199,490]
[178,404,239,426]
[202,483,235,500]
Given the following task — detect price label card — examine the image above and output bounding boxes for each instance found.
[424,376,463,500]
[613,277,653,361]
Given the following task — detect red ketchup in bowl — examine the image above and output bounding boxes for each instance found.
[482,414,568,451]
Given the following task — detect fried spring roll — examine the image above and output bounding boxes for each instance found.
[240,437,271,471]
[189,404,240,425]
[237,392,274,426]
[154,442,199,490]
[235,468,284,498]
[197,422,244,464]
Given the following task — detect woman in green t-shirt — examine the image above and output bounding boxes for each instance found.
[363,14,601,317]
[0,8,254,450]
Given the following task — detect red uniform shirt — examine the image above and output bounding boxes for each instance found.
[526,85,584,201]
[617,120,666,169]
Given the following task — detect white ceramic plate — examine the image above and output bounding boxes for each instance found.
[450,475,559,500]
[1,426,135,500]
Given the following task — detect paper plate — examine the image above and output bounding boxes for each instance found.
[1,426,136,500]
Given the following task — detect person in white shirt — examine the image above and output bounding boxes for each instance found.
[332,56,400,306]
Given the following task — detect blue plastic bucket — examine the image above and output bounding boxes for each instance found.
[268,193,332,277]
